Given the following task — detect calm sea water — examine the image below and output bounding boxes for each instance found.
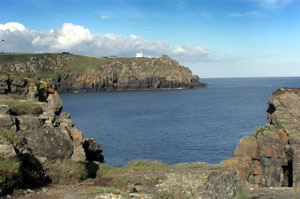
[60,77,300,167]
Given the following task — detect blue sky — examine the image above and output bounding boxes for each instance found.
[0,0,300,77]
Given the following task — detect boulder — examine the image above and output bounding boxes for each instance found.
[19,128,73,160]
[83,138,104,162]
[0,114,16,131]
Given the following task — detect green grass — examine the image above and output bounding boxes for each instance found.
[235,185,248,199]
[273,118,287,129]
[43,160,91,184]
[0,129,24,145]
[0,157,21,182]
[97,159,169,177]
[0,94,43,115]
[63,55,109,72]
[255,125,271,138]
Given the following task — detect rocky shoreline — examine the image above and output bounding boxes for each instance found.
[1,70,300,198]
[0,54,207,92]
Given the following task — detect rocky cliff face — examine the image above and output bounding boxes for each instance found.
[0,54,206,92]
[223,88,300,195]
[0,74,104,195]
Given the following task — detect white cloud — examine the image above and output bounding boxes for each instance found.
[101,16,111,20]
[0,22,215,63]
[0,22,27,32]
[228,11,265,17]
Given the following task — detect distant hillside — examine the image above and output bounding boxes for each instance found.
[0,53,207,92]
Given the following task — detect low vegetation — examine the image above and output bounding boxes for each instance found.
[42,160,99,185]
[0,129,24,145]
[255,125,271,138]
[0,157,21,183]
[273,118,287,129]
[0,94,42,115]
[235,185,248,199]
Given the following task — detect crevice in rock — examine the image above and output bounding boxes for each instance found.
[267,103,276,115]
[282,159,293,187]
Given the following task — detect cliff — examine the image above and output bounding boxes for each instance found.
[0,74,104,196]
[0,53,206,92]
[222,87,300,198]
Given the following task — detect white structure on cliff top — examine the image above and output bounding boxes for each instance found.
[136,52,143,57]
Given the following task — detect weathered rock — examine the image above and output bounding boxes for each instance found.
[142,163,242,199]
[267,88,300,134]
[232,136,258,158]
[16,115,43,130]
[0,114,16,131]
[0,138,17,159]
[18,127,73,160]
[83,138,104,162]
[232,88,300,193]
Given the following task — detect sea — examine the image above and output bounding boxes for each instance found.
[60,77,300,167]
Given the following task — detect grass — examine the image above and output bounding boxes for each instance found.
[0,129,24,145]
[97,159,169,177]
[255,125,271,138]
[0,94,43,116]
[63,55,109,72]
[273,118,287,129]
[235,185,248,199]
[42,160,91,184]
[0,157,21,183]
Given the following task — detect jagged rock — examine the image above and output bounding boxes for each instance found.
[18,127,73,160]
[267,88,300,134]
[0,74,104,196]
[231,88,300,194]
[83,138,104,162]
[232,136,258,158]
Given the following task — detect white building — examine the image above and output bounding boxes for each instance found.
[136,52,143,57]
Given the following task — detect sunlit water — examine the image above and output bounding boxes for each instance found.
[60,77,300,167]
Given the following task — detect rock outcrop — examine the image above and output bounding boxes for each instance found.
[0,54,207,92]
[224,88,300,195]
[0,74,104,196]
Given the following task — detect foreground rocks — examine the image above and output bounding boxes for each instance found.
[0,54,207,92]
[0,74,104,196]
[222,88,300,198]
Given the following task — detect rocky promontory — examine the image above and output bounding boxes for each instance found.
[0,53,206,92]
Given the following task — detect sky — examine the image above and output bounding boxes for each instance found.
[0,0,300,78]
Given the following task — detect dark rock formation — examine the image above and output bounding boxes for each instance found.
[0,54,207,92]
[225,88,300,195]
[0,74,104,196]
